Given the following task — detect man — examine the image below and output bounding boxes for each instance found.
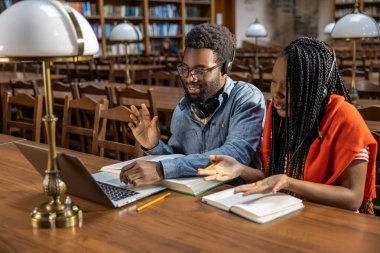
[120,23,266,186]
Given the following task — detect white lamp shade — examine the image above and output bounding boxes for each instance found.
[246,20,268,37]
[110,22,142,42]
[0,0,98,57]
[324,22,335,34]
[331,13,380,38]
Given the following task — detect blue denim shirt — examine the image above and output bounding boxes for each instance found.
[145,76,266,178]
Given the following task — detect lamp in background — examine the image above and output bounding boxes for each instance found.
[323,22,335,34]
[110,21,142,84]
[246,18,268,72]
[0,0,98,228]
[331,0,380,105]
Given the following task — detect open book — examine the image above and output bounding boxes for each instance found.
[202,188,304,224]
[100,154,226,196]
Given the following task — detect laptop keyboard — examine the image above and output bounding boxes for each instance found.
[97,182,138,201]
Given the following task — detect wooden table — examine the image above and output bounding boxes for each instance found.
[1,137,380,252]
[0,71,66,84]
[366,120,380,132]
[358,99,380,108]
[0,133,24,144]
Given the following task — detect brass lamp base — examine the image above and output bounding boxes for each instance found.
[348,88,361,109]
[31,199,82,228]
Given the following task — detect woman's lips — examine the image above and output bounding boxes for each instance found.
[273,103,285,111]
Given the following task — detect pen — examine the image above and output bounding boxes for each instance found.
[137,192,171,212]
[204,162,219,171]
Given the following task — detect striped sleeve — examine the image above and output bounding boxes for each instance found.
[354,146,370,162]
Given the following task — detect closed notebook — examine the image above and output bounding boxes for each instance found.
[202,188,304,224]
[100,154,226,196]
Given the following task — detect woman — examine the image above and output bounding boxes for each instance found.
[198,37,377,214]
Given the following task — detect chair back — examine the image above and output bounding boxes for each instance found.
[229,72,253,84]
[358,106,380,121]
[115,86,158,116]
[97,106,144,160]
[149,70,176,86]
[10,80,39,96]
[76,82,114,107]
[61,96,108,154]
[94,58,114,82]
[73,61,94,82]
[2,92,43,142]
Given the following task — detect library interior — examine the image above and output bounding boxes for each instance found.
[0,0,379,252]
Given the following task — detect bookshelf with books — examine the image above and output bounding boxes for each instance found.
[65,1,102,56]
[333,0,380,21]
[185,0,215,34]
[0,0,21,12]
[103,0,145,57]
[362,0,380,22]
[102,0,214,57]
[147,0,183,53]
[333,0,380,46]
[6,0,214,58]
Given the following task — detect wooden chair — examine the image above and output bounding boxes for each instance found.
[10,80,40,96]
[52,81,76,109]
[148,70,176,86]
[76,82,115,107]
[96,106,144,160]
[115,86,158,117]
[73,61,94,82]
[114,86,167,140]
[61,96,108,154]
[94,58,114,82]
[22,62,41,75]
[52,62,72,82]
[51,81,76,146]
[358,106,380,121]
[230,72,253,84]
[356,80,380,99]
[2,92,43,143]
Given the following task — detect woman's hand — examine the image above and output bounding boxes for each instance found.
[197,155,246,181]
[234,174,291,196]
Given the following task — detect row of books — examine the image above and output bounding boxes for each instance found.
[185,24,196,34]
[186,6,203,17]
[148,23,180,36]
[335,0,355,3]
[103,5,143,18]
[363,5,380,16]
[335,8,353,18]
[68,2,99,17]
[149,4,180,18]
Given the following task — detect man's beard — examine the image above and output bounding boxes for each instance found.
[185,77,220,105]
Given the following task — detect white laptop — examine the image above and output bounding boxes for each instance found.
[15,142,166,207]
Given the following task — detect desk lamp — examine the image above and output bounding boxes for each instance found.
[245,19,268,72]
[110,21,142,84]
[0,0,98,228]
[331,0,380,104]
[324,22,335,34]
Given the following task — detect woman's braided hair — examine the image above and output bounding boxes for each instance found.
[267,37,351,179]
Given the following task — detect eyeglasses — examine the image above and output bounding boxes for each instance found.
[177,63,223,80]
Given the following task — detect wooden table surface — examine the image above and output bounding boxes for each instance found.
[1,136,380,253]
[366,120,380,132]
[0,71,66,84]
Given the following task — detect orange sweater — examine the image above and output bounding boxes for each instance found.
[262,95,377,200]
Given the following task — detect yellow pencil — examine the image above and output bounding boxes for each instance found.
[204,162,219,171]
[137,192,171,212]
